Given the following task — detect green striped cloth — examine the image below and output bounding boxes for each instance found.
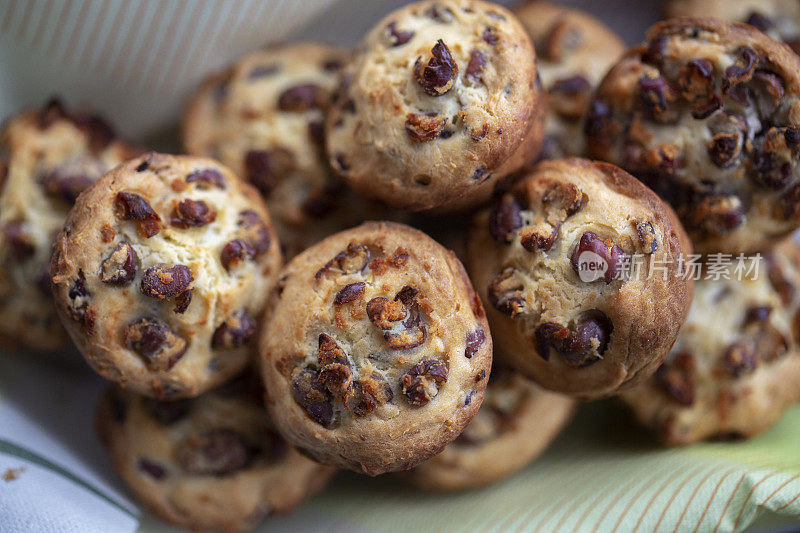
[279,402,800,533]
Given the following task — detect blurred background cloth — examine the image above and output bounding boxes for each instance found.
[0,0,336,137]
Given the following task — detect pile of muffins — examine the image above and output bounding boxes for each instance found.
[2,0,800,530]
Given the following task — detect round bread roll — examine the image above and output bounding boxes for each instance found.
[622,235,800,444]
[260,221,492,475]
[51,153,282,398]
[663,0,800,56]
[325,0,545,211]
[96,371,334,532]
[183,42,394,259]
[404,366,575,490]
[586,18,800,254]
[0,100,141,351]
[514,0,625,159]
[468,158,693,399]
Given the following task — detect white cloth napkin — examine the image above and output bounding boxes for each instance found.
[0,353,138,533]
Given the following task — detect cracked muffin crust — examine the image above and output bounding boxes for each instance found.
[586,18,800,255]
[467,158,693,399]
[621,235,800,444]
[96,372,334,532]
[51,153,282,399]
[183,43,385,259]
[0,100,141,352]
[259,221,492,475]
[513,0,625,160]
[325,0,546,212]
[663,0,800,56]
[404,366,575,491]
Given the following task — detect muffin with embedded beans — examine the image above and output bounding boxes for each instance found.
[183,43,392,259]
[0,100,142,352]
[51,153,282,398]
[468,158,693,399]
[260,221,492,475]
[404,366,575,491]
[622,235,800,444]
[513,0,626,160]
[586,18,800,254]
[96,371,335,532]
[663,0,800,55]
[325,0,546,212]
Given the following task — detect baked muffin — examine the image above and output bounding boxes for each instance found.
[260,221,492,475]
[183,43,389,259]
[51,153,282,398]
[325,0,546,212]
[663,0,800,55]
[404,366,575,491]
[468,158,693,399]
[513,0,626,159]
[586,18,800,255]
[622,235,800,444]
[96,372,335,532]
[0,100,141,352]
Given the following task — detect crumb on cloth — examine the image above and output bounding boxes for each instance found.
[2,466,26,482]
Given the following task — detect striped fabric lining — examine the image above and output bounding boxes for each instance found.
[1,0,334,96]
[292,402,800,533]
